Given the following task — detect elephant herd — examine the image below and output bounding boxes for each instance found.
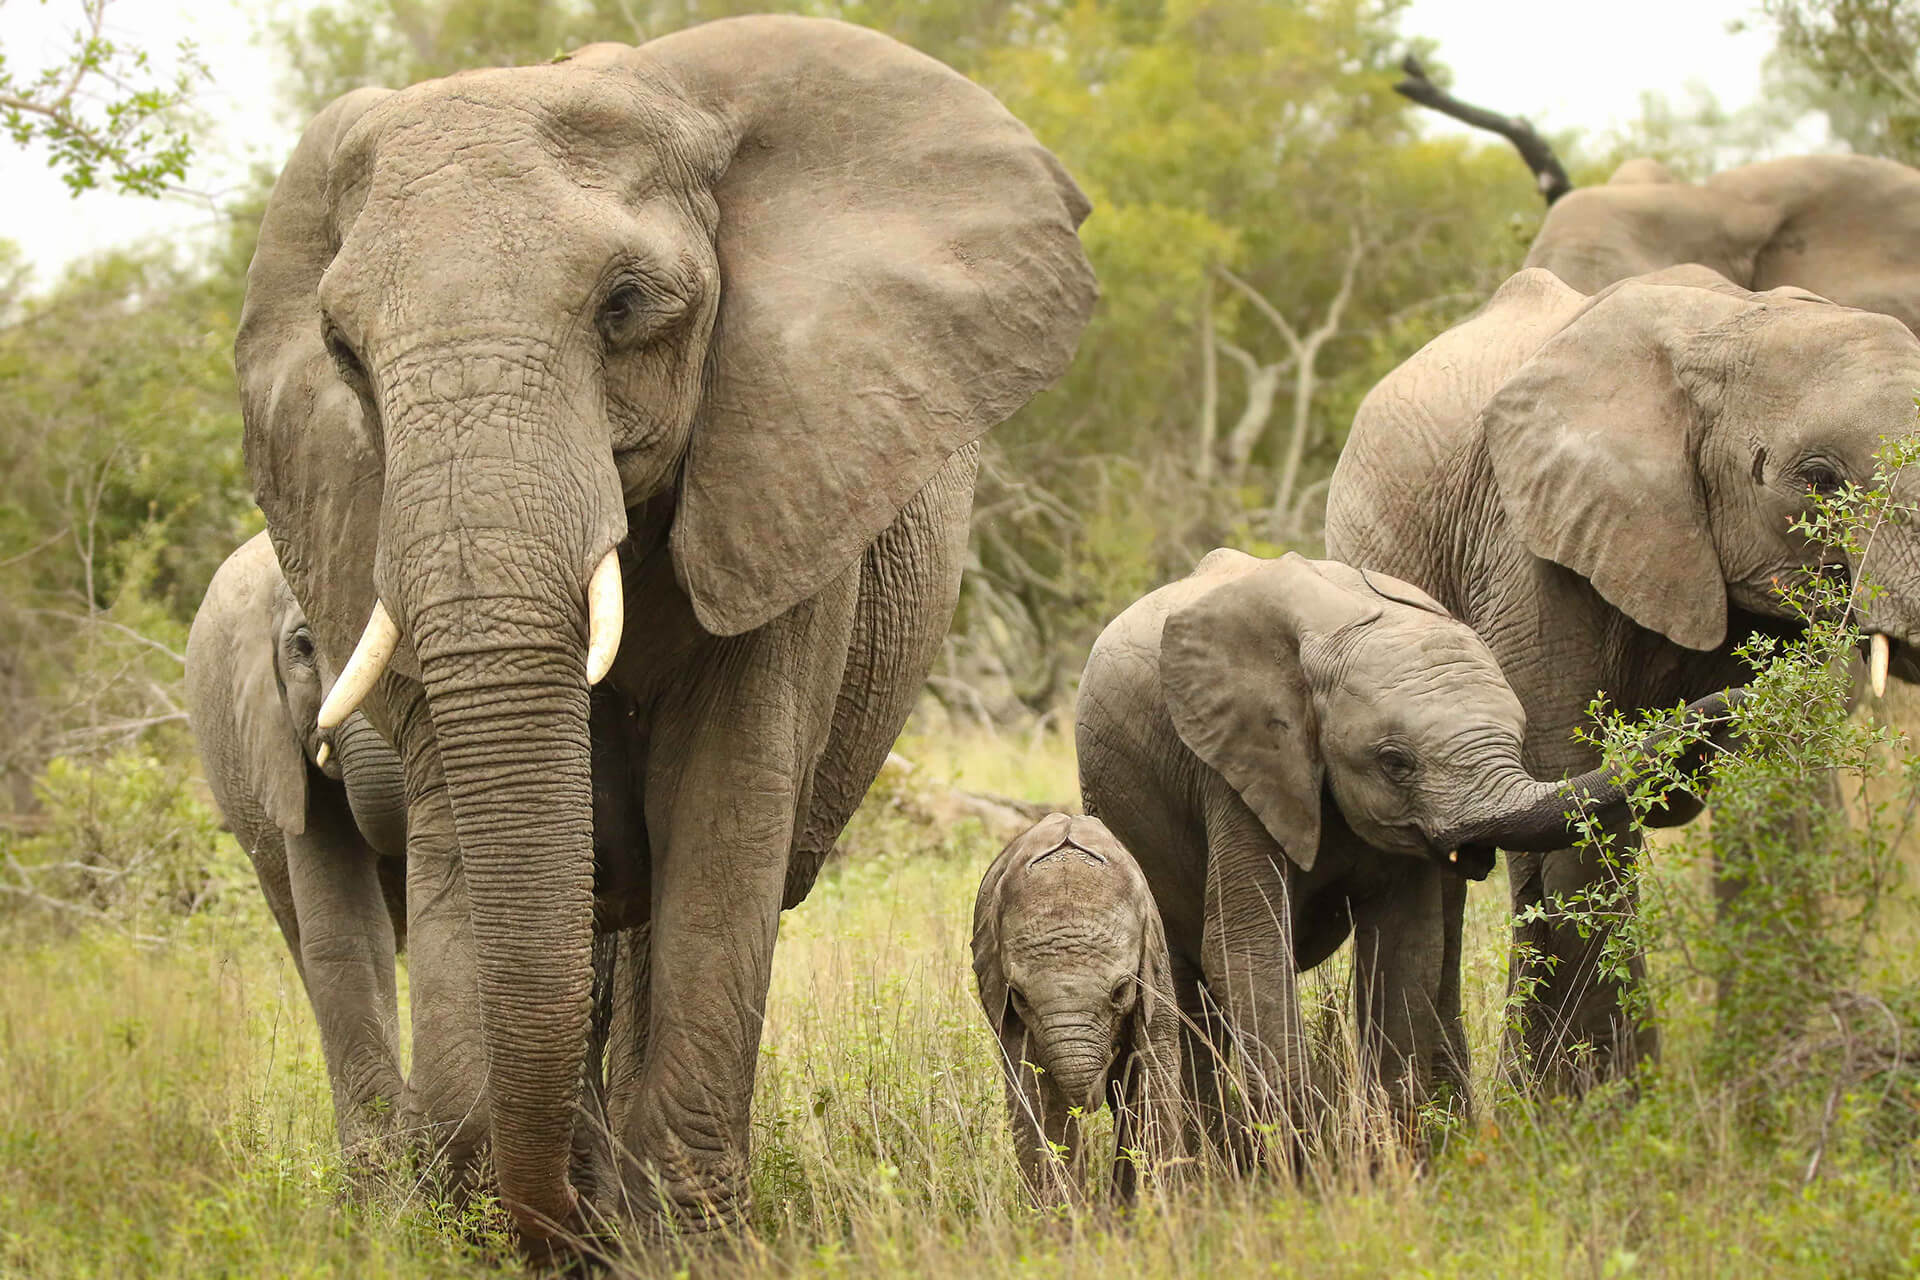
[181,13,1920,1251]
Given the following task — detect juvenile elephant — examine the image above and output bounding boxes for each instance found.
[234,15,1094,1243]
[971,813,1183,1206]
[1327,264,1920,1086]
[1526,153,1920,334]
[185,532,409,1149]
[1075,550,1722,1142]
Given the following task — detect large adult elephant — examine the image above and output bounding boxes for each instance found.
[1525,154,1920,334]
[235,15,1095,1245]
[1325,264,1920,1088]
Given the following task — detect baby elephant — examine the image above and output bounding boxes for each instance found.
[973,813,1185,1205]
[187,532,409,1150]
[1076,549,1723,1145]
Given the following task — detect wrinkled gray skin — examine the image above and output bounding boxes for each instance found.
[1076,550,1709,1145]
[1527,154,1920,335]
[972,814,1184,1206]
[234,15,1094,1245]
[1327,264,1920,1089]
[185,533,409,1150]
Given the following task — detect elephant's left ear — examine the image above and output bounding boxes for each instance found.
[1481,271,1753,652]
[235,602,309,836]
[631,16,1097,636]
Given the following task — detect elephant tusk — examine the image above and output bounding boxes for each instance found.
[584,549,623,686]
[314,741,332,769]
[317,601,399,731]
[1871,632,1892,698]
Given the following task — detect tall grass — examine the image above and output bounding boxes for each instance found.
[3,721,1919,1277]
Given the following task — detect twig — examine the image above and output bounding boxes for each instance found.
[1393,54,1574,205]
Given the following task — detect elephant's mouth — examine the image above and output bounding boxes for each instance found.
[1436,843,1498,881]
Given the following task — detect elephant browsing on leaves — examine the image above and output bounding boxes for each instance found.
[186,532,409,1152]
[1075,549,1732,1151]
[972,813,1185,1206]
[234,15,1095,1247]
[1526,154,1920,335]
[1326,264,1920,1088]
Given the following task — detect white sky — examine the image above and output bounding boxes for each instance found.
[0,0,1822,291]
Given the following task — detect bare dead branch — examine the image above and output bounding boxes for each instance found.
[1394,54,1574,205]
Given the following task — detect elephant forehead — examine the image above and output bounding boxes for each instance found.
[1330,623,1522,715]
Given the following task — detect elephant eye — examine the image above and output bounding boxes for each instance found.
[1109,975,1137,1012]
[288,627,316,665]
[1799,461,1843,494]
[598,284,650,350]
[325,329,368,389]
[1376,744,1417,782]
[1007,984,1029,1014]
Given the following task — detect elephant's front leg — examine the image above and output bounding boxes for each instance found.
[1351,865,1451,1131]
[613,582,856,1232]
[1506,824,1651,1093]
[1198,807,1312,1165]
[1002,1052,1085,1207]
[283,811,403,1160]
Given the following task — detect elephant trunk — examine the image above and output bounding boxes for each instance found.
[336,712,406,858]
[407,554,597,1238]
[371,343,628,1242]
[1433,767,1632,858]
[1035,1015,1117,1111]
[1432,690,1746,862]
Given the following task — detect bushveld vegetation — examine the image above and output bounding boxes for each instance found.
[7,0,1920,1276]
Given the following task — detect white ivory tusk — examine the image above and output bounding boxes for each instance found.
[1448,850,1459,863]
[317,601,399,730]
[584,549,623,686]
[1871,632,1892,698]
[314,741,332,769]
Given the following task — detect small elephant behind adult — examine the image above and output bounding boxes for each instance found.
[1076,549,1717,1150]
[971,813,1184,1205]
[186,532,409,1149]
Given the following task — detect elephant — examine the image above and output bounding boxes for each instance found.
[1072,549,1725,1154]
[1525,153,1920,335]
[232,15,1095,1245]
[185,531,409,1151]
[1325,263,1920,1088]
[971,812,1184,1206]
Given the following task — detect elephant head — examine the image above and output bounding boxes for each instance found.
[1524,153,1920,337]
[235,16,1094,1233]
[1478,265,1920,685]
[1161,553,1685,879]
[972,813,1182,1201]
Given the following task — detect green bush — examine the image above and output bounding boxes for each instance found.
[0,745,247,935]
[1552,429,1920,1158]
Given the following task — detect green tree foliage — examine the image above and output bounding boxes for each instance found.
[0,0,207,196]
[0,210,259,809]
[1760,0,1920,164]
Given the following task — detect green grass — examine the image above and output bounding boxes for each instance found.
[5,722,1920,1277]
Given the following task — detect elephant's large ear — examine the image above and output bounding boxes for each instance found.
[630,16,1097,636]
[234,560,310,835]
[235,87,394,675]
[1480,270,1757,652]
[1161,554,1345,870]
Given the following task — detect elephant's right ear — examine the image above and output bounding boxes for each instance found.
[1161,555,1330,871]
[1481,271,1755,653]
[235,87,394,675]
[230,568,310,836]
[971,834,1019,1035]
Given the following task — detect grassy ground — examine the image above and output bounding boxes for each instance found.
[4,722,1920,1277]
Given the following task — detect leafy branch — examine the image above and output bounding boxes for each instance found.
[0,0,207,196]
